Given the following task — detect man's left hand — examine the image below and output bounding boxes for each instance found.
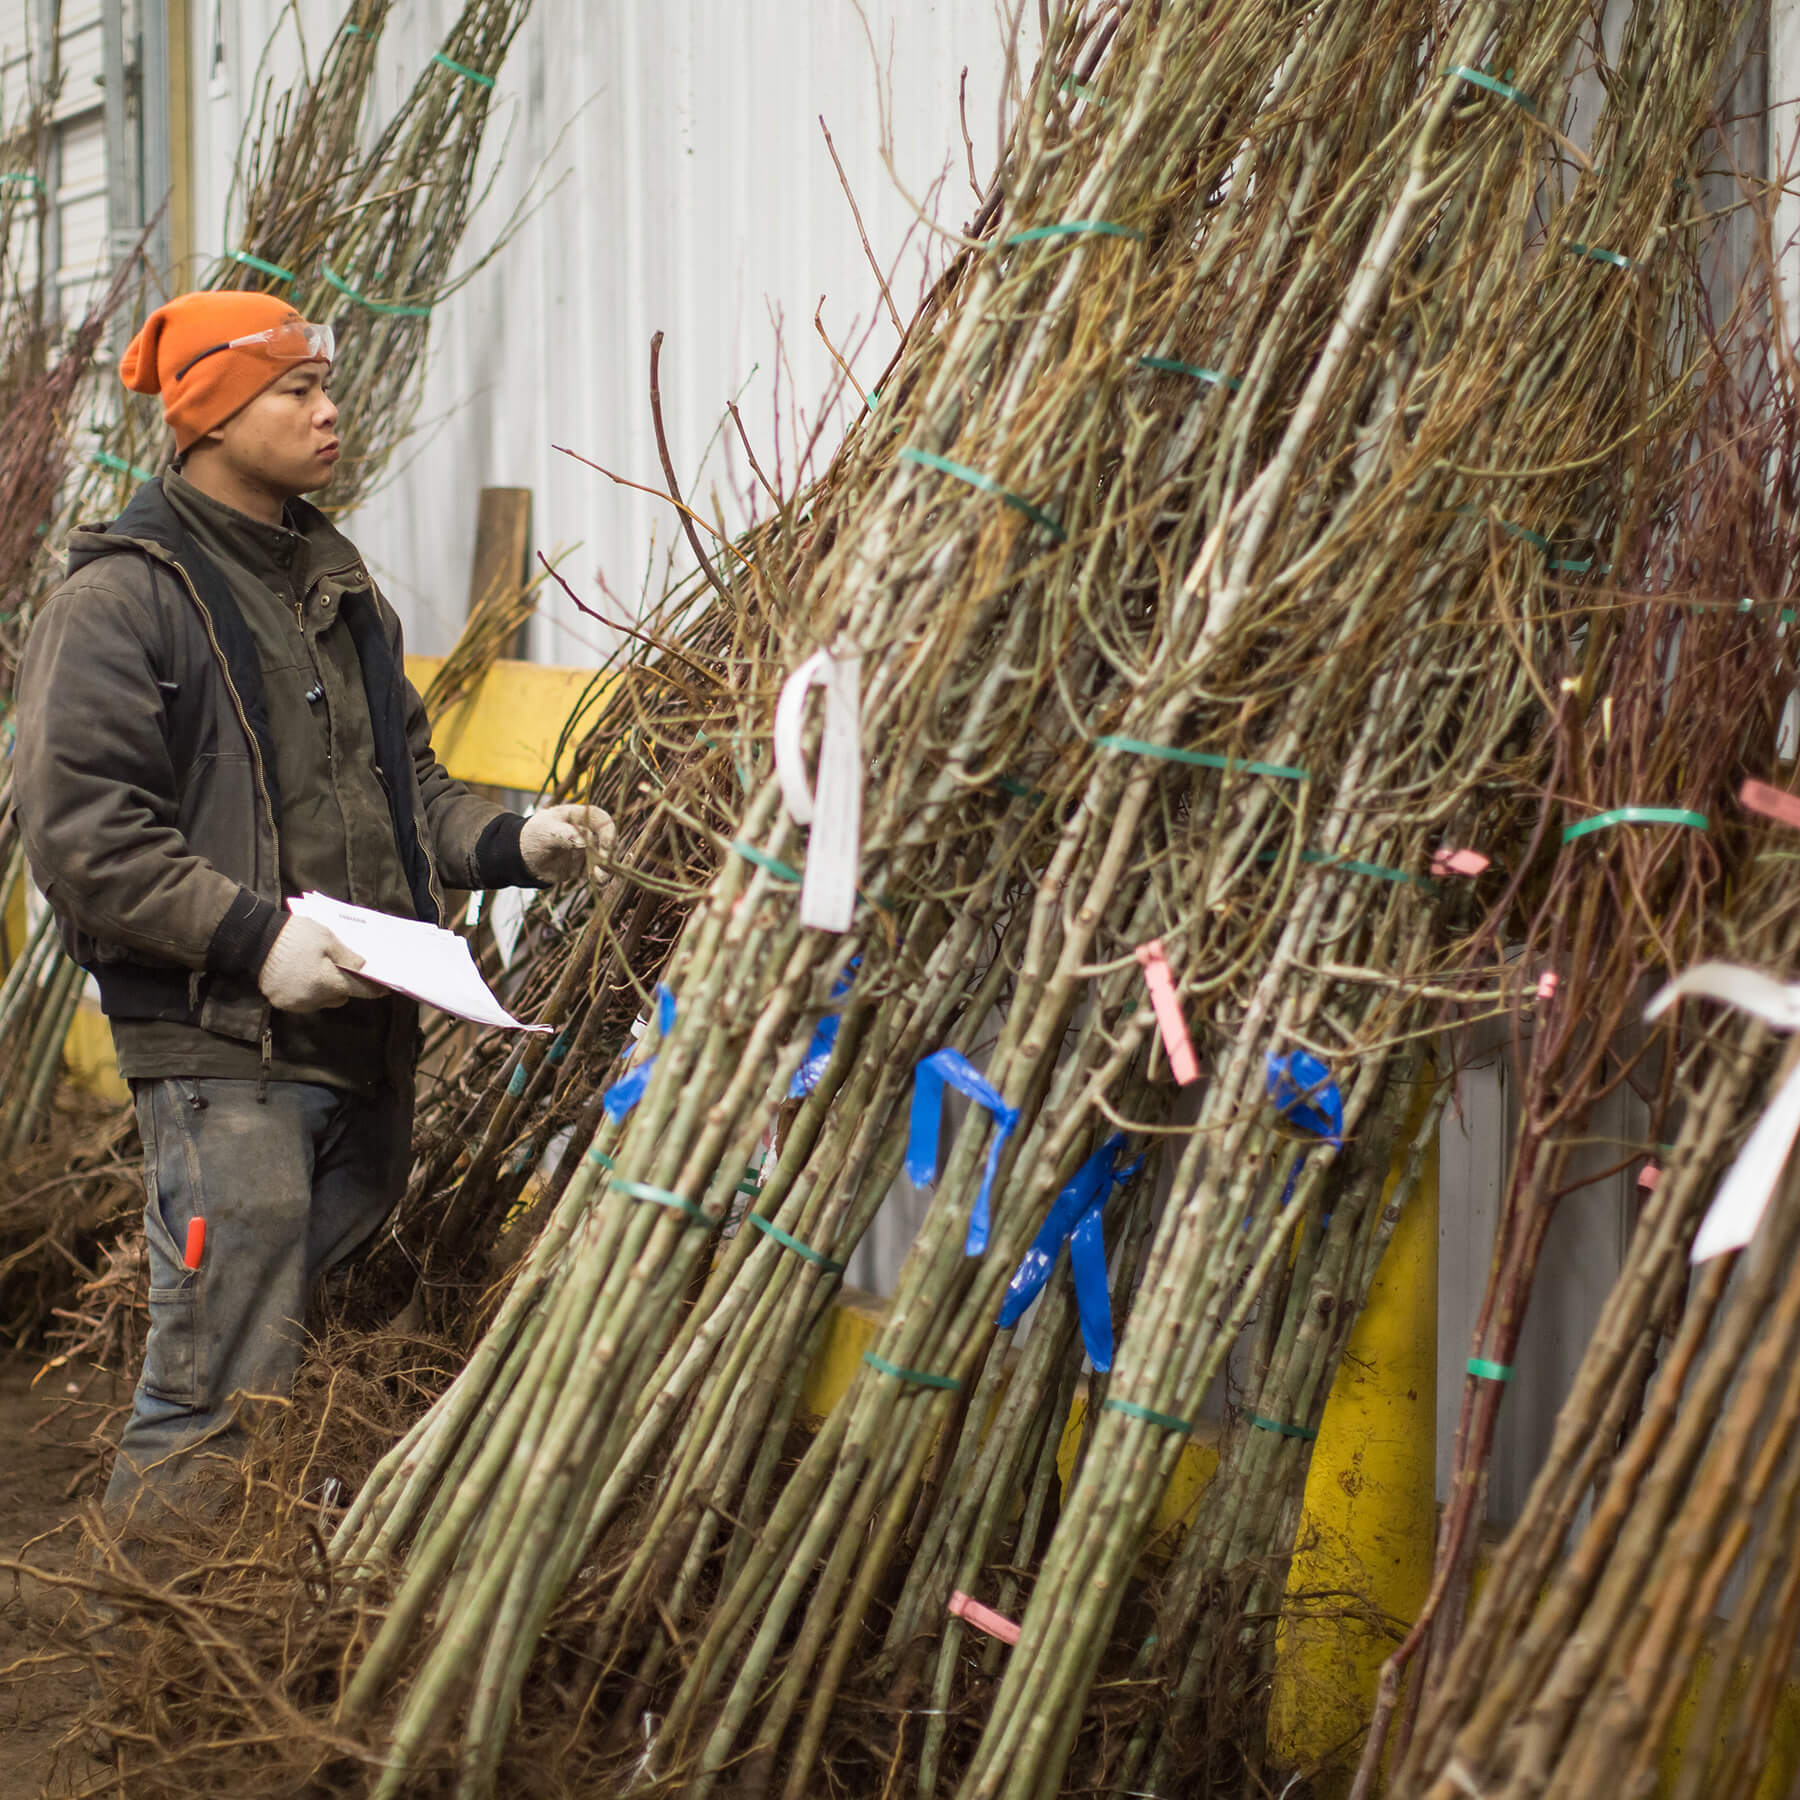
[520,804,616,883]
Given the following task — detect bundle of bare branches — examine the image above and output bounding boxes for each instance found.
[34,3,1800,1798]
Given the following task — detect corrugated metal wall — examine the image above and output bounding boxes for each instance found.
[182,0,1018,657]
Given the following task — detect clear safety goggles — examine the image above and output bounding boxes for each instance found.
[174,318,336,382]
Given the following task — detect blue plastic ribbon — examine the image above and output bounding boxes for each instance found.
[906,1048,1021,1256]
[997,1134,1143,1370]
[1266,1050,1343,1148]
[602,984,676,1120]
[789,963,858,1099]
[1263,1050,1344,1218]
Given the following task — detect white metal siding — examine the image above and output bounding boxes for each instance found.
[181,0,1014,656]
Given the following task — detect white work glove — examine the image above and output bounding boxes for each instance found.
[519,803,616,883]
[256,917,383,1013]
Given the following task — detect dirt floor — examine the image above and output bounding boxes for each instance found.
[0,1354,105,1799]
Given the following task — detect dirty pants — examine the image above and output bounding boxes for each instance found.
[103,1076,412,1522]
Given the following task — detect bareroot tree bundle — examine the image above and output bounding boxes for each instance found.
[83,0,530,517]
[251,4,1800,1799]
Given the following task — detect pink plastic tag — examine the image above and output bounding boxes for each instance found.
[1536,971,1559,1002]
[1134,940,1199,1085]
[949,1589,1021,1645]
[1638,1163,1660,1192]
[1741,778,1800,833]
[1430,848,1491,878]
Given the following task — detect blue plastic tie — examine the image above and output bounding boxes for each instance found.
[906,1048,1021,1257]
[602,984,677,1121]
[997,1135,1143,1371]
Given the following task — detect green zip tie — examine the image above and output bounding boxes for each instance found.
[1451,506,1604,574]
[229,249,296,283]
[431,50,496,87]
[1566,240,1631,271]
[997,775,1048,803]
[0,172,44,193]
[1299,849,1434,890]
[321,263,433,317]
[1095,733,1309,783]
[899,447,1066,543]
[748,1211,846,1273]
[1449,65,1535,112]
[585,1148,616,1169]
[612,1177,711,1228]
[1562,807,1709,844]
[342,22,370,36]
[863,1350,962,1391]
[1257,846,1437,892]
[1102,1396,1194,1435]
[1060,78,1107,103]
[728,839,801,883]
[1136,354,1242,392]
[1467,1357,1514,1382]
[91,451,156,482]
[1250,1413,1320,1441]
[1002,220,1142,246]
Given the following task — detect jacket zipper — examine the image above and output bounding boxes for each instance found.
[163,554,284,1042]
[301,567,448,928]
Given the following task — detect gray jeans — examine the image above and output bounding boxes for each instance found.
[104,1076,412,1522]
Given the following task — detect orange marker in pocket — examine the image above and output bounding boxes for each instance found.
[183,1218,206,1270]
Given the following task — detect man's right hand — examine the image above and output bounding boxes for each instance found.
[256,917,383,1012]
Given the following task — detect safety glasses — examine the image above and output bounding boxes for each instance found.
[174,319,336,382]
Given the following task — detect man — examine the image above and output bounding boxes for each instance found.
[13,290,611,1518]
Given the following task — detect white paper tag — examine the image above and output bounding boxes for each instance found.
[1646,961,1800,1031]
[1645,962,1800,1262]
[773,645,862,933]
[490,885,528,969]
[1692,1060,1800,1262]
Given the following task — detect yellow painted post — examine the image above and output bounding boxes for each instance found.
[1267,1090,1439,1794]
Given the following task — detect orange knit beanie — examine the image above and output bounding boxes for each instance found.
[120,291,327,451]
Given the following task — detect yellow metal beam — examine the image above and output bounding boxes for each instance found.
[402,655,604,793]
[1268,1081,1439,1793]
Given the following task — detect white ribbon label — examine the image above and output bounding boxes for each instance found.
[1646,962,1800,1262]
[774,645,863,933]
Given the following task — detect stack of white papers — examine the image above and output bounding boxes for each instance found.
[287,892,550,1033]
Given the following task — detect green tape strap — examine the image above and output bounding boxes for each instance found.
[1096,733,1309,783]
[728,838,801,883]
[748,1211,846,1273]
[1561,807,1709,844]
[863,1350,961,1391]
[1566,240,1631,271]
[611,1177,711,1229]
[899,447,1066,543]
[1467,1357,1514,1382]
[342,22,372,36]
[431,49,496,87]
[1449,65,1536,112]
[1103,1396,1194,1434]
[229,249,297,283]
[1059,78,1107,103]
[91,451,156,483]
[1136,354,1242,392]
[1003,220,1142,246]
[321,263,434,317]
[1249,1413,1320,1442]
[585,1148,616,1169]
[0,172,44,193]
